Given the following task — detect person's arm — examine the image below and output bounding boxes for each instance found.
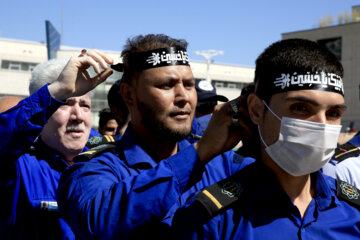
[0,85,63,159]
[0,49,113,160]
[195,97,252,164]
[57,96,253,239]
[57,144,206,239]
[171,194,219,240]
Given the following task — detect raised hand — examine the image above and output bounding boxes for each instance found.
[48,49,114,100]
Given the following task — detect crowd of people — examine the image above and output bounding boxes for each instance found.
[0,33,359,239]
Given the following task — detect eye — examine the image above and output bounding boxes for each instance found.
[326,109,342,119]
[290,103,309,113]
[81,104,91,111]
[184,80,195,89]
[156,81,173,90]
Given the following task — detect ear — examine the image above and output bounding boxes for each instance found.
[120,82,135,107]
[247,93,264,125]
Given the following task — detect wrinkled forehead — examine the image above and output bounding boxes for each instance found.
[66,93,91,104]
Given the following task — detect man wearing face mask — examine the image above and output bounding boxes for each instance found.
[171,38,360,239]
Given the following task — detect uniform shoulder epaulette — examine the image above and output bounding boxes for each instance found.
[333,142,360,162]
[194,171,245,218]
[74,143,116,162]
[336,179,360,209]
[86,135,116,149]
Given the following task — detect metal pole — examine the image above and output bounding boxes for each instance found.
[194,50,224,82]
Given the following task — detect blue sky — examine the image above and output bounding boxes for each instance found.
[1,0,359,66]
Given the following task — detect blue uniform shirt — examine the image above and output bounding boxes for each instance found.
[57,126,255,239]
[323,134,360,188]
[172,161,360,240]
[349,134,360,146]
[196,114,212,136]
[0,85,78,239]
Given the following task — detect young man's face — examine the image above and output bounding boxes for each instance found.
[99,119,118,136]
[250,89,346,148]
[41,94,92,160]
[131,65,197,141]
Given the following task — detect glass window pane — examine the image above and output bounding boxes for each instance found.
[1,60,10,69]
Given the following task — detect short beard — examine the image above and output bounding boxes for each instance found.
[138,100,193,142]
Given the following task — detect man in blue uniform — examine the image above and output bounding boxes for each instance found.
[0,54,113,239]
[98,108,119,136]
[56,34,254,239]
[323,128,360,188]
[171,39,360,239]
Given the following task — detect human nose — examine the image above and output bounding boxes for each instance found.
[174,84,190,105]
[310,111,327,124]
[111,129,117,135]
[70,104,83,121]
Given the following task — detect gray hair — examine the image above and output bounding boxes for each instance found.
[29,58,68,95]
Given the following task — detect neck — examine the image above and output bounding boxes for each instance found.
[64,155,76,166]
[132,125,179,162]
[262,150,314,218]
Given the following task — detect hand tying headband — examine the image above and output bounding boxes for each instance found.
[257,71,344,97]
[111,47,190,72]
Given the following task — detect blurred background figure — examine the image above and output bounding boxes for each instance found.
[98,108,118,136]
[195,79,228,136]
[107,79,130,136]
[0,96,22,113]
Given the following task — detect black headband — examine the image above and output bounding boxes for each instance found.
[257,71,344,97]
[111,47,190,72]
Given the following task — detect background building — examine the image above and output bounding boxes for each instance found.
[0,37,254,127]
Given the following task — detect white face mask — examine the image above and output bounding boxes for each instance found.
[258,101,342,176]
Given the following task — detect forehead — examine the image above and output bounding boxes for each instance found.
[137,65,194,82]
[66,94,91,104]
[271,89,345,106]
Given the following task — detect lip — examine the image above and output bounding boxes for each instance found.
[66,130,84,137]
[171,111,190,120]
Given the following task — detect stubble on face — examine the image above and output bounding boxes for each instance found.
[137,98,194,142]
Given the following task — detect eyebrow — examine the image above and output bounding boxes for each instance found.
[79,99,90,104]
[285,96,347,110]
[65,98,90,105]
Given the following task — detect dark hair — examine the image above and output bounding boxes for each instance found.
[196,101,217,114]
[121,34,188,84]
[98,108,116,129]
[254,38,344,103]
[107,80,129,127]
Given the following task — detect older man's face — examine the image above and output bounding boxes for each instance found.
[41,94,92,160]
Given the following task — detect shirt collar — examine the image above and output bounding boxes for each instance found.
[312,171,337,211]
[119,126,191,168]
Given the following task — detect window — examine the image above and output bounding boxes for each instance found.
[214,82,224,88]
[212,80,246,90]
[227,83,236,89]
[9,62,21,70]
[317,37,342,60]
[1,60,38,72]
